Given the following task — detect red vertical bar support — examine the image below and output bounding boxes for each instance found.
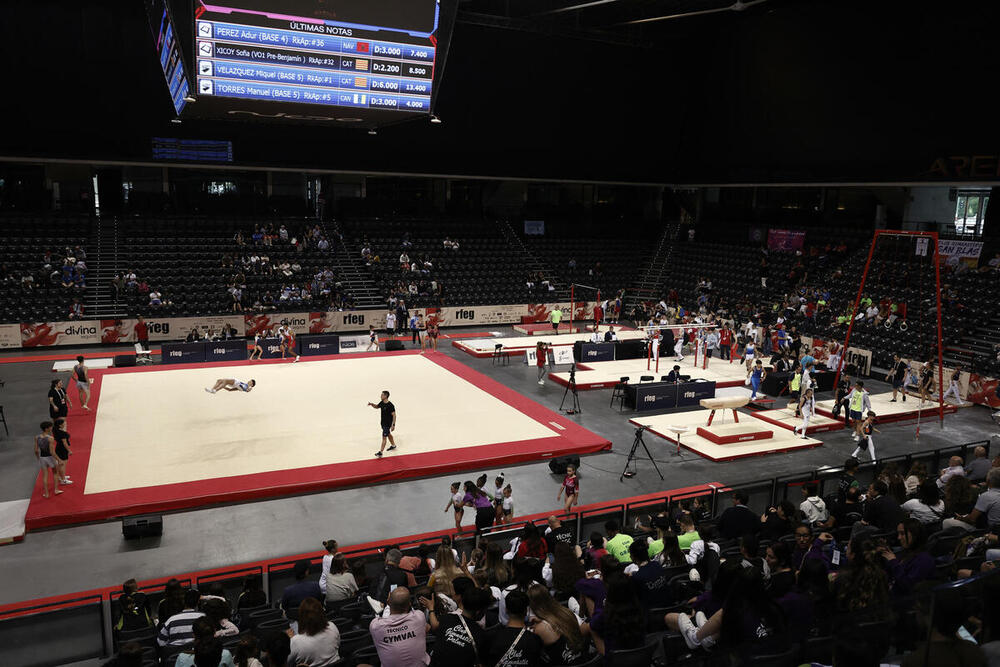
[569,284,574,333]
[833,231,880,392]
[933,233,945,428]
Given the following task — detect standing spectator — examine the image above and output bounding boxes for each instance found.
[369,587,428,667]
[288,598,341,667]
[385,310,397,337]
[717,491,759,540]
[280,560,323,614]
[134,315,149,345]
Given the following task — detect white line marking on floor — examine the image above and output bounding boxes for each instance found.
[549,421,565,430]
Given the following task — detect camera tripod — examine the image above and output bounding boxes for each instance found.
[560,365,581,414]
[620,425,665,481]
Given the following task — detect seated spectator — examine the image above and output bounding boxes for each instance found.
[901,589,986,667]
[655,532,686,568]
[938,456,967,490]
[526,584,587,665]
[879,518,935,598]
[966,446,992,484]
[834,536,890,616]
[581,532,608,568]
[765,542,795,597]
[175,617,235,667]
[236,574,267,613]
[515,522,549,561]
[372,549,413,604]
[481,542,512,589]
[739,534,769,578]
[944,468,1000,532]
[799,483,829,525]
[102,642,144,667]
[550,542,585,600]
[676,514,701,550]
[259,630,290,667]
[201,598,238,637]
[718,490,759,539]
[905,461,928,497]
[759,500,798,541]
[855,480,904,537]
[544,515,575,552]
[626,540,673,608]
[323,553,358,604]
[280,560,323,614]
[289,598,340,667]
[603,520,634,563]
[158,588,205,646]
[421,586,491,667]
[368,587,428,667]
[428,545,463,597]
[69,299,84,319]
[588,572,646,656]
[61,260,74,287]
[482,589,543,666]
[790,524,831,571]
[149,290,162,307]
[684,524,721,577]
[902,479,946,525]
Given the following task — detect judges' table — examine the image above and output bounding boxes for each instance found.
[624,380,717,411]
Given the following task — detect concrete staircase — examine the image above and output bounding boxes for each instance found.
[323,220,386,309]
[624,221,675,314]
[87,216,123,319]
[495,219,569,301]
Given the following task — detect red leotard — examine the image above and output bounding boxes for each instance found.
[562,474,579,496]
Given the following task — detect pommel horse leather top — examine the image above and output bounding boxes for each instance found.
[699,395,749,426]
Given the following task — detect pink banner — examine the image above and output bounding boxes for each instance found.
[767,229,806,251]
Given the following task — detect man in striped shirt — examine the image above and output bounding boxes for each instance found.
[157,589,204,646]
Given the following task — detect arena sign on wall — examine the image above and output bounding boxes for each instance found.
[21,321,102,347]
[100,316,246,343]
[0,323,21,349]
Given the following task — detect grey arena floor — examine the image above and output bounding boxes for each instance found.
[0,325,995,605]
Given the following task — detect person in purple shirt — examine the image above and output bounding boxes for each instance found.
[878,518,935,597]
[790,524,832,572]
[463,480,495,537]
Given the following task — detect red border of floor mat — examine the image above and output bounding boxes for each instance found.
[24,350,611,530]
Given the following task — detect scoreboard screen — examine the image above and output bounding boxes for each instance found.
[189,0,442,122]
[147,0,192,116]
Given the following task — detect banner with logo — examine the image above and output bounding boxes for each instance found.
[767,229,806,251]
[21,321,102,347]
[102,316,245,344]
[523,346,575,366]
[338,334,372,353]
[0,324,20,349]
[938,239,984,270]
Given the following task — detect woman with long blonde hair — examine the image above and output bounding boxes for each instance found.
[527,583,588,665]
[427,544,463,596]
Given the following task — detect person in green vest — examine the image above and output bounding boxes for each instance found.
[846,380,871,440]
[549,306,563,333]
[604,520,634,563]
[788,367,802,417]
[677,514,701,550]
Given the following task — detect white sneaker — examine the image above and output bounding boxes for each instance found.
[694,611,708,628]
[294,355,300,362]
[62,479,74,485]
[567,596,581,616]
[688,568,701,582]
[205,388,212,394]
[538,380,544,385]
[366,595,384,615]
[676,613,701,649]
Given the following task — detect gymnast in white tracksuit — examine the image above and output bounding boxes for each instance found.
[942,367,962,403]
[794,388,815,439]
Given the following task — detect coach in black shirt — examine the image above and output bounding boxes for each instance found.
[370,390,397,458]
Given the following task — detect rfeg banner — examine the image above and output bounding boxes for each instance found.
[100,315,246,343]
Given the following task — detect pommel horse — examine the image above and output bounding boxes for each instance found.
[699,395,750,426]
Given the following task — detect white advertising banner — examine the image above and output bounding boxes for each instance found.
[338,334,373,353]
[523,346,575,366]
[938,239,983,260]
[0,324,21,349]
[20,321,102,348]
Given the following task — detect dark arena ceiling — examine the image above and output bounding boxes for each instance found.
[0,0,998,182]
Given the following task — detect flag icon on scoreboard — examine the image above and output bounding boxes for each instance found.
[361,94,367,104]
[353,94,358,103]
[354,77,367,88]
[357,41,370,53]
[355,59,369,71]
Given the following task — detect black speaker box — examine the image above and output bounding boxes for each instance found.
[114,354,136,367]
[385,340,405,351]
[548,455,581,475]
[122,514,163,539]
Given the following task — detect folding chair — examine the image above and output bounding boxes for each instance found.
[610,377,629,411]
[134,342,152,365]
